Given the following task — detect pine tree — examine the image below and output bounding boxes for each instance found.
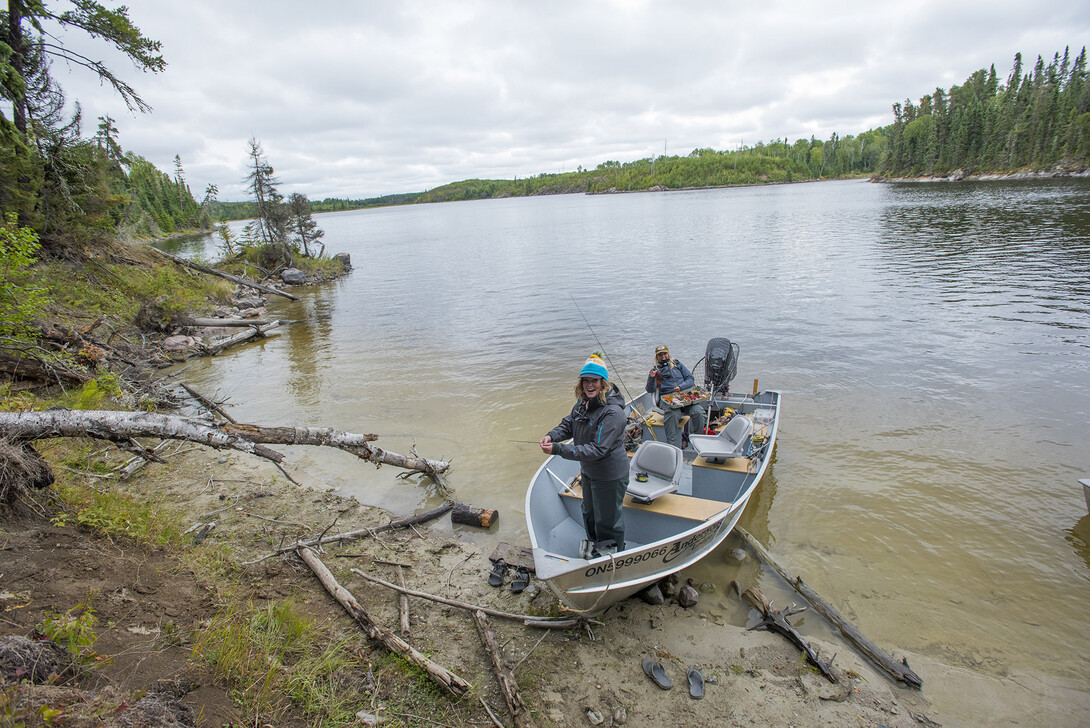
[287,192,324,258]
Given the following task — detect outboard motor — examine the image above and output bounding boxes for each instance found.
[703,338,739,398]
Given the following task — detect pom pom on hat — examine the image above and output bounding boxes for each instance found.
[579,352,609,381]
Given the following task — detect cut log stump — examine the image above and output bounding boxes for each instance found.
[452,503,499,528]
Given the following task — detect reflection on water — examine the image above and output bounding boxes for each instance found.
[176,179,1090,687]
[1067,514,1090,572]
[150,232,219,259]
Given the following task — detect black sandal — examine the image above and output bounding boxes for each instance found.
[510,567,530,593]
[487,559,506,587]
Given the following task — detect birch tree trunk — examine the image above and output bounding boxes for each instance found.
[0,410,450,475]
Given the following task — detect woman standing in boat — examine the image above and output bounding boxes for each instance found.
[540,352,629,558]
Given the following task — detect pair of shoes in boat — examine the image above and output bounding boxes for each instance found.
[641,658,704,699]
[580,539,619,560]
[579,539,594,560]
[487,559,531,593]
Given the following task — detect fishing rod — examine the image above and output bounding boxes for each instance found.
[569,294,633,401]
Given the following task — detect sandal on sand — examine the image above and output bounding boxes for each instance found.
[487,559,506,587]
[687,668,705,699]
[642,658,672,690]
[510,567,530,594]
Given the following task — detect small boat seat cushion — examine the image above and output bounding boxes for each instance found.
[627,441,683,504]
[689,414,753,462]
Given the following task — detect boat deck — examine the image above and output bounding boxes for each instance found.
[559,483,729,522]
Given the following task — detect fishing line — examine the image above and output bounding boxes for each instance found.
[569,294,632,401]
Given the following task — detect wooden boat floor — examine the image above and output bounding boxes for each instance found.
[560,484,729,522]
[692,455,752,473]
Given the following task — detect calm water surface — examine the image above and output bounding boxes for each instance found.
[165,179,1090,692]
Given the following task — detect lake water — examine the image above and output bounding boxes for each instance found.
[163,179,1090,698]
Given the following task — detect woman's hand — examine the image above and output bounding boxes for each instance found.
[539,436,553,454]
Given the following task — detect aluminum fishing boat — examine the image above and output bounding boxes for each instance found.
[525,339,780,613]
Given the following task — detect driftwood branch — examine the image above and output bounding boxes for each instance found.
[0,410,451,476]
[296,546,471,698]
[350,567,589,629]
[736,527,923,689]
[183,317,279,328]
[395,565,411,638]
[473,610,534,728]
[150,247,298,300]
[245,503,454,564]
[179,383,237,423]
[116,439,173,479]
[220,422,449,474]
[743,585,837,683]
[203,321,280,355]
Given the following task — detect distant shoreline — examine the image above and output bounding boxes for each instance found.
[586,176,864,196]
[873,168,1090,183]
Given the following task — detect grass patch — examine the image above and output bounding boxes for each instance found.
[51,480,185,547]
[45,441,186,548]
[191,598,368,726]
[370,653,467,728]
[36,255,233,329]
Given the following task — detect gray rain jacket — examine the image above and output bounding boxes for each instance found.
[546,383,629,481]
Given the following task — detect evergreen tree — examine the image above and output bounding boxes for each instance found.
[287,192,324,258]
[244,137,288,246]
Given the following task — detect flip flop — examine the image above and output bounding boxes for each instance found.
[487,559,506,587]
[642,657,672,690]
[510,567,530,594]
[687,668,704,699]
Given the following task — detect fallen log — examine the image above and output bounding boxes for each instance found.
[203,321,280,355]
[735,527,923,689]
[150,247,298,300]
[245,503,454,563]
[473,610,534,728]
[742,585,837,683]
[183,317,279,327]
[349,567,589,629]
[0,410,451,476]
[452,503,499,528]
[0,350,90,387]
[296,546,471,698]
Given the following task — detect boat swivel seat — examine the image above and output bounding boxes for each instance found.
[627,441,684,504]
[689,414,754,463]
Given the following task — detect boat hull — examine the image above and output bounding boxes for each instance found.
[526,389,780,614]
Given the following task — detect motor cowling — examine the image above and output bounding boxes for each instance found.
[703,338,739,396]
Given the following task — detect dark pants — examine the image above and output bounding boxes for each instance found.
[581,474,628,548]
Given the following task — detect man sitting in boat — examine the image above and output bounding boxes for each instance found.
[646,344,707,448]
[539,352,629,558]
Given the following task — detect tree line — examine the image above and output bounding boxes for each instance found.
[5,9,1087,240]
[0,2,212,246]
[879,48,1090,176]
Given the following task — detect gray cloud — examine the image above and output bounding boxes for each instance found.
[43,0,1090,200]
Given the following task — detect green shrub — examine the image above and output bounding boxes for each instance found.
[0,213,51,339]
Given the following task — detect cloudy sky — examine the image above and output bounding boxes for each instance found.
[42,0,1090,201]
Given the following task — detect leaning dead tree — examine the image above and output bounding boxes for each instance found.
[150,248,298,301]
[0,410,451,476]
[736,527,922,688]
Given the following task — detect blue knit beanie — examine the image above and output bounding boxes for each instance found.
[579,352,609,381]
